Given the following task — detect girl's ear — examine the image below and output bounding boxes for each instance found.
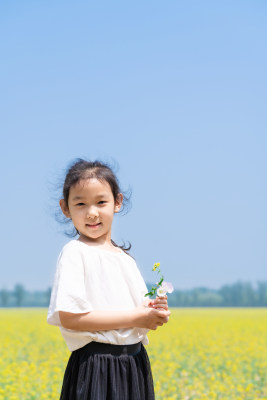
[114,193,123,213]
[59,199,71,218]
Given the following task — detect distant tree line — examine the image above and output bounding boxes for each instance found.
[162,281,267,307]
[1,281,267,307]
[0,285,52,307]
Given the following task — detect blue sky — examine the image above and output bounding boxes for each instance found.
[1,1,266,291]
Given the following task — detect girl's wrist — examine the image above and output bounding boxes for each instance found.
[130,308,139,327]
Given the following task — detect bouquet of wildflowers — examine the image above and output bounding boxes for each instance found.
[145,262,174,298]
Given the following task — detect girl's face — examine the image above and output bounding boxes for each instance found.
[60,178,123,245]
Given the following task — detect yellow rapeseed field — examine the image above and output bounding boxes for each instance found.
[0,308,266,399]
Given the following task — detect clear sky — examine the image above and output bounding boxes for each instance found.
[1,1,266,291]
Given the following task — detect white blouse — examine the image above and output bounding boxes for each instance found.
[47,240,150,351]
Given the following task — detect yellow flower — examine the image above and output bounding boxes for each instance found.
[2,303,266,399]
[153,262,160,271]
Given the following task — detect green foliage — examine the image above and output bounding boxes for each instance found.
[1,281,267,307]
[146,280,267,307]
[145,262,165,298]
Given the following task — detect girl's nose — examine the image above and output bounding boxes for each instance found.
[86,207,98,219]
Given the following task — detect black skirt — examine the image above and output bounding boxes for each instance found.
[60,341,155,400]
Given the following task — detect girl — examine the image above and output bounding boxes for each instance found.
[47,159,171,400]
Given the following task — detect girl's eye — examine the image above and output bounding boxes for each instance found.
[76,203,85,206]
[98,201,107,205]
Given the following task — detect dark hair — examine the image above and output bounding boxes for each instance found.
[59,158,132,253]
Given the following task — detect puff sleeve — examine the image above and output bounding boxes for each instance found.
[47,244,93,327]
[132,260,149,304]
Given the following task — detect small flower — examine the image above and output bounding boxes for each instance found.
[145,262,174,298]
[157,281,174,297]
[162,281,174,293]
[157,286,168,296]
[152,262,160,271]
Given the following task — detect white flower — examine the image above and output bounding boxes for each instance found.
[157,286,168,296]
[162,281,174,293]
[157,281,174,297]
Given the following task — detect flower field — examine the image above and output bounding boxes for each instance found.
[0,308,266,399]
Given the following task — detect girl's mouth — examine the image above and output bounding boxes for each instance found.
[86,223,101,229]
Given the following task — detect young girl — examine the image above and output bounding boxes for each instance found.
[47,159,171,400]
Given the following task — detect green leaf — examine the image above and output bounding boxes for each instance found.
[158,277,164,286]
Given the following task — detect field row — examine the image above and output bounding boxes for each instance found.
[0,308,266,399]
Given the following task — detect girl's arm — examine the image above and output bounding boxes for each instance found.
[59,306,170,332]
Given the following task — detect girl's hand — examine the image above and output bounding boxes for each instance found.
[144,295,169,311]
[133,304,171,330]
